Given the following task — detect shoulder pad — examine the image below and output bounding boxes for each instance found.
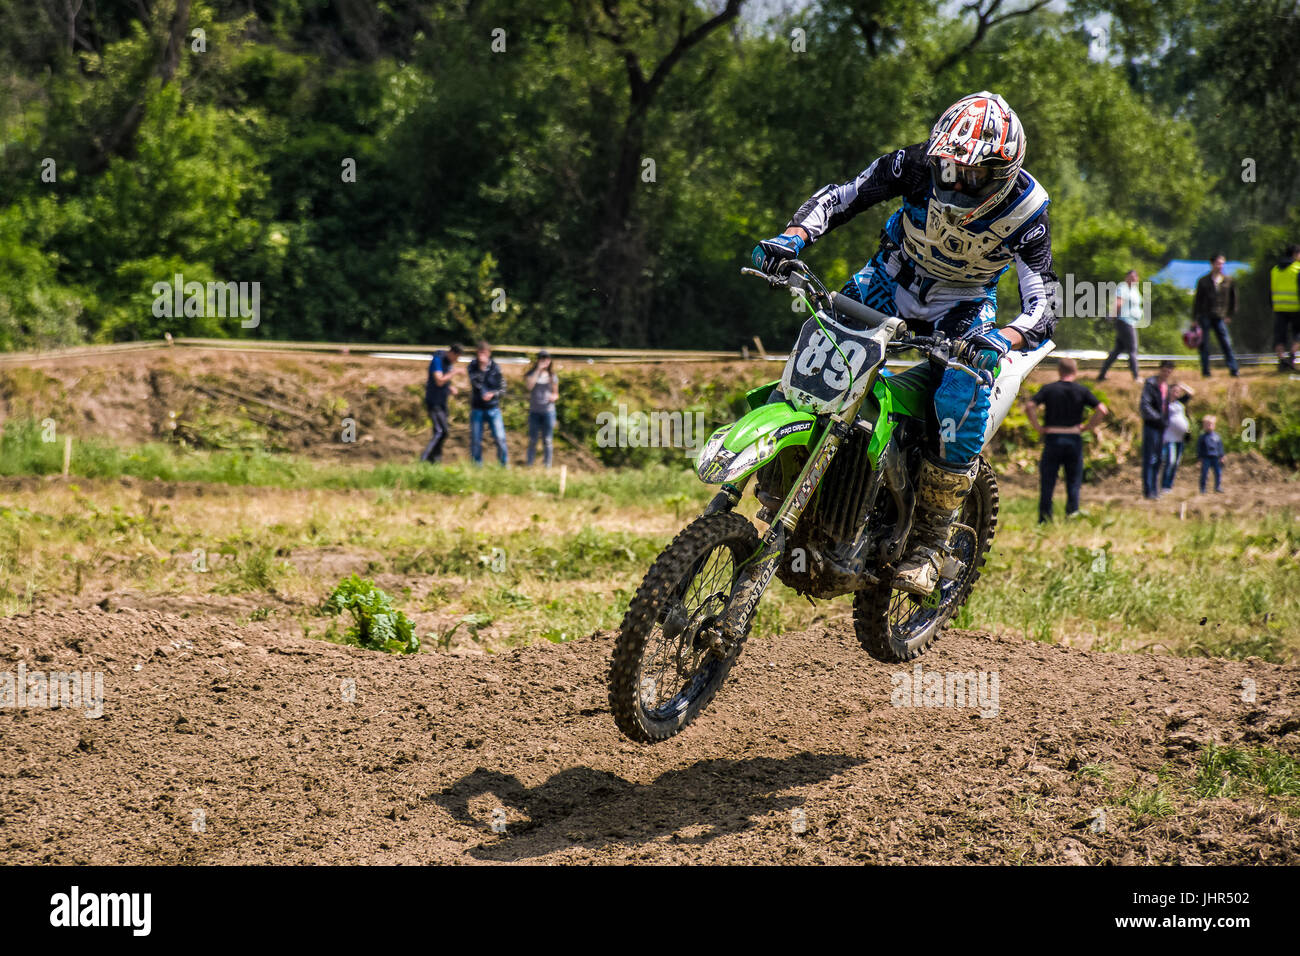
[989,172,1050,240]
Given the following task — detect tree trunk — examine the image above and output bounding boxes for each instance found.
[595,98,652,346]
[588,0,744,348]
[87,0,192,173]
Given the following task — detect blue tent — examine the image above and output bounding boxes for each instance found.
[1149,259,1251,290]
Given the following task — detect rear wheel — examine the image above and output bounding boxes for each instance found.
[853,456,998,662]
[609,511,760,742]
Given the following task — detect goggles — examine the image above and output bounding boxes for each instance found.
[929,158,998,199]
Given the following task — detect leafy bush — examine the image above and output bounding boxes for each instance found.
[1261,421,1300,469]
[322,574,420,654]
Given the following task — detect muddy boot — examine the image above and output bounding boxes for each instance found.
[893,457,978,597]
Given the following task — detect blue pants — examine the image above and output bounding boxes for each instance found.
[1039,434,1083,522]
[527,408,555,466]
[842,251,997,465]
[1198,316,1239,375]
[470,406,507,466]
[1199,457,1222,492]
[1140,424,1163,497]
[1160,441,1184,490]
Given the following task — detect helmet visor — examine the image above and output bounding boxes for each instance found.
[929,158,1000,207]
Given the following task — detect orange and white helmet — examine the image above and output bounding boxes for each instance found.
[925,91,1025,224]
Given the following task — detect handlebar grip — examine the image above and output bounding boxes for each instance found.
[827,292,891,328]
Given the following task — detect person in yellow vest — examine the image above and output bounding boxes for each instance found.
[1273,244,1300,373]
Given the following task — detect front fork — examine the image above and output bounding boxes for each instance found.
[707,417,853,654]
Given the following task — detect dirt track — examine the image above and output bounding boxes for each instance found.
[2,608,1296,864]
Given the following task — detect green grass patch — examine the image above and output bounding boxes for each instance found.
[1121,784,1178,823]
[1193,744,1300,799]
[0,418,701,504]
[964,497,1298,661]
[2,420,1296,663]
[1075,762,1111,781]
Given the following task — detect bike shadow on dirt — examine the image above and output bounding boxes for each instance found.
[430,751,866,862]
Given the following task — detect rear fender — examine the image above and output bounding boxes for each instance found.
[982,340,1056,444]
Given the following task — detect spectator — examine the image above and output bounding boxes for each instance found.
[1160,382,1194,491]
[1271,244,1300,373]
[524,350,560,467]
[1197,414,1225,494]
[1192,255,1240,377]
[1097,269,1142,382]
[420,343,462,464]
[467,340,508,466]
[1139,360,1176,499]
[1024,357,1108,523]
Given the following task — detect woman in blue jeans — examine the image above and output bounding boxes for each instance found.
[525,350,559,467]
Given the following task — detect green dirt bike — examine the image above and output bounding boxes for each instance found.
[609,259,1054,743]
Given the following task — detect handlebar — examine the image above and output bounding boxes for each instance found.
[891,334,991,382]
[742,262,993,382]
[827,291,891,329]
[741,261,892,329]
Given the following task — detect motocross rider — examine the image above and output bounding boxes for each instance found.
[752,91,1057,597]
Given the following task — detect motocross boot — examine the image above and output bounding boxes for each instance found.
[892,456,978,597]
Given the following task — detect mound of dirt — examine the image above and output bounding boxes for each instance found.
[0,348,760,469]
[1,609,1295,864]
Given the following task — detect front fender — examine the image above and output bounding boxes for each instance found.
[695,402,817,484]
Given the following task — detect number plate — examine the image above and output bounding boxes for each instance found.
[781,312,886,412]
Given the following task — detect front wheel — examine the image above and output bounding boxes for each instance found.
[609,511,761,742]
[853,456,999,662]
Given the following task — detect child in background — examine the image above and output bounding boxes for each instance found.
[1196,414,1225,493]
[1160,383,1193,492]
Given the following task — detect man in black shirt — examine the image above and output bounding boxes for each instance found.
[1024,357,1108,523]
[1192,255,1240,377]
[420,343,462,464]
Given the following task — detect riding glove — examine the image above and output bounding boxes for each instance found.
[966,327,1013,371]
[751,234,805,275]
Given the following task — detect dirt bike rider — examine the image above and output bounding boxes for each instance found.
[752,91,1057,597]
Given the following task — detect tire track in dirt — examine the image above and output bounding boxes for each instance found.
[1,608,1296,864]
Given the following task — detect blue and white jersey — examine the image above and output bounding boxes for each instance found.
[787,142,1057,348]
